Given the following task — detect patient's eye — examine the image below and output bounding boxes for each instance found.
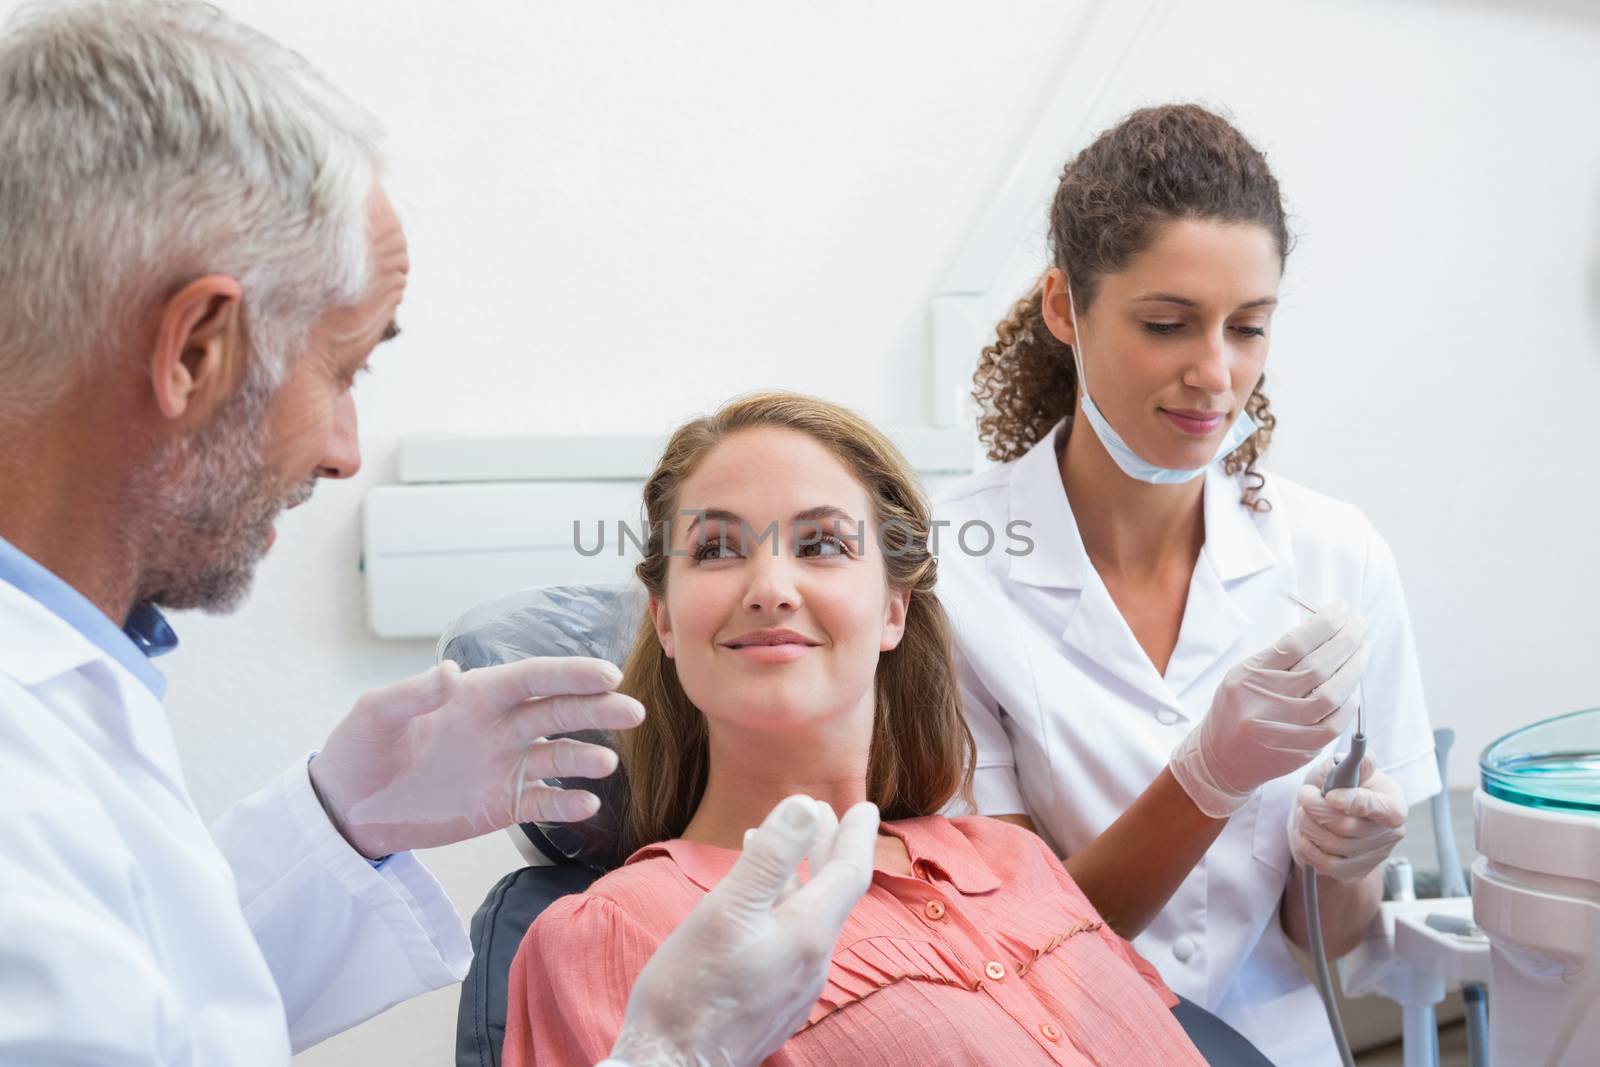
[691,537,740,562]
[798,533,846,558]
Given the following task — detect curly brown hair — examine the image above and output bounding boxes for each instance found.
[973,103,1292,509]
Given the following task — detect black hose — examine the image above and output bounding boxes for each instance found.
[1462,983,1489,1067]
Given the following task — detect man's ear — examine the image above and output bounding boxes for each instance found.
[149,275,245,421]
[879,587,911,652]
[1038,267,1079,348]
[648,594,675,659]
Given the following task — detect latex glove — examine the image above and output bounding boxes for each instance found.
[1170,600,1371,818]
[308,657,645,858]
[1289,753,1407,881]
[609,795,879,1067]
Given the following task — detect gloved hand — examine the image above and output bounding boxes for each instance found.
[1170,600,1370,818]
[608,795,879,1067]
[1289,753,1407,881]
[308,657,645,859]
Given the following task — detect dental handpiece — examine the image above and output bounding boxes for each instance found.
[1285,590,1365,793]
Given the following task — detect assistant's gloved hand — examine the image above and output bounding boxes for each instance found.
[1170,600,1370,818]
[608,795,879,1067]
[1289,754,1407,881]
[308,657,644,859]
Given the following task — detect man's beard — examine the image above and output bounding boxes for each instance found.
[131,384,315,615]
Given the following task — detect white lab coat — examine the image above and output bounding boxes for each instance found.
[0,577,471,1065]
[934,418,1440,1067]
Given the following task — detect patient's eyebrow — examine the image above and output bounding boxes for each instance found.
[380,319,402,343]
[684,508,742,535]
[684,505,851,534]
[791,505,851,526]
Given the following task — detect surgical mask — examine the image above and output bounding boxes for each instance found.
[1065,280,1256,485]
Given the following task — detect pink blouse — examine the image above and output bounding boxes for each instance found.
[504,815,1204,1066]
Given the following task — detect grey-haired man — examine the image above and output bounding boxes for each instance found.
[0,3,874,1064]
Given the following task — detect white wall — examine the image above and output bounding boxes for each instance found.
[6,0,1595,1063]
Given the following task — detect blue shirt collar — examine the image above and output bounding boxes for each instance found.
[0,534,176,698]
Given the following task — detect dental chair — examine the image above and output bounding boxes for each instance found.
[444,583,1272,1067]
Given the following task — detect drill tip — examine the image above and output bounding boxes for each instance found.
[1284,590,1317,614]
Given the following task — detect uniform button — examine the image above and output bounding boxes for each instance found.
[1156,709,1180,725]
[984,960,1007,981]
[924,900,946,921]
[1172,936,1196,963]
[1039,1023,1062,1043]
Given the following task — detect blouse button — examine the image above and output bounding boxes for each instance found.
[924,900,946,921]
[1173,936,1197,963]
[1039,1023,1062,1043]
[1156,708,1180,725]
[984,960,1007,981]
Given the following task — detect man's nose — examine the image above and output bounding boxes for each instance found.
[317,391,362,480]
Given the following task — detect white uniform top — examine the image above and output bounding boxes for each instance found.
[934,418,1440,1067]
[0,577,471,1064]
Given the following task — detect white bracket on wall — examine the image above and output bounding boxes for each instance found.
[364,0,1163,639]
[395,425,981,485]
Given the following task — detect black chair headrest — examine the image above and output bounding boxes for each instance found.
[437,582,647,872]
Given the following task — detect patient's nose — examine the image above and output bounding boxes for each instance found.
[742,546,800,614]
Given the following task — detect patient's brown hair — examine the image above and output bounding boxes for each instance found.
[616,390,974,856]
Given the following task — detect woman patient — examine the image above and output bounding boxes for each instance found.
[504,391,1204,1065]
